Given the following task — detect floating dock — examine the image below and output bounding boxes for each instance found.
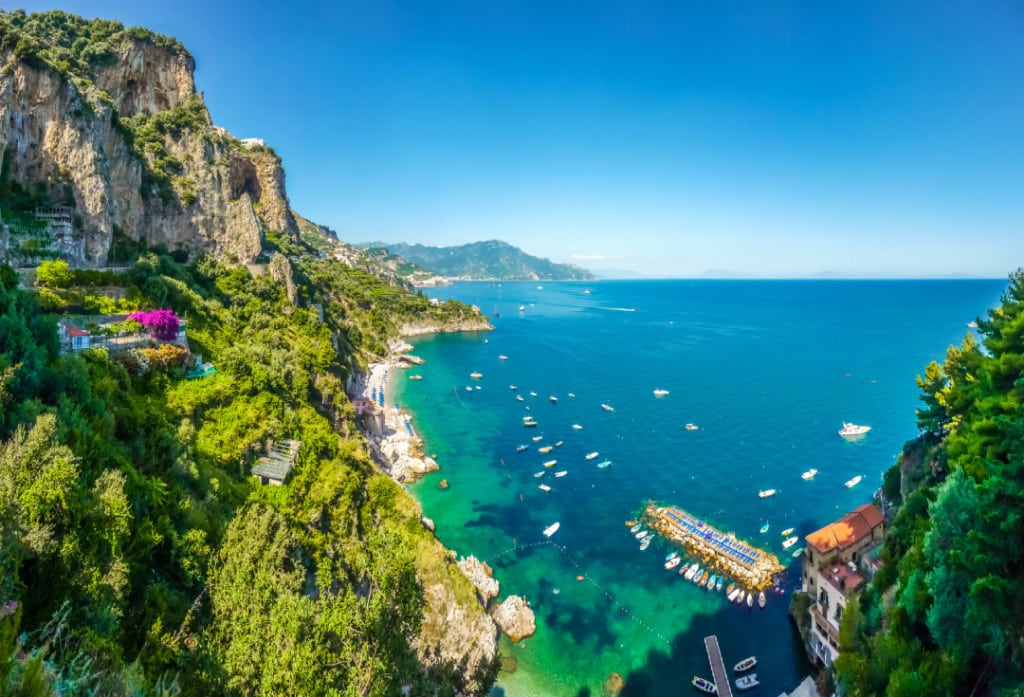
[645,503,783,591]
[704,635,733,697]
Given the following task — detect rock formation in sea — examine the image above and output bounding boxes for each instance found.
[458,555,501,604]
[490,595,537,642]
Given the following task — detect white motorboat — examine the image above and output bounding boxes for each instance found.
[782,537,798,550]
[543,460,557,468]
[543,522,560,537]
[839,422,871,437]
[684,423,699,431]
[735,673,759,691]
[845,475,863,488]
[554,471,567,478]
[585,452,599,460]
[653,389,669,397]
[538,484,551,492]
[601,403,615,412]
[801,468,818,480]
[470,372,483,379]
[572,424,583,430]
[758,489,776,498]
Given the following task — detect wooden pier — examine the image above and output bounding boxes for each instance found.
[645,503,783,591]
[704,635,733,697]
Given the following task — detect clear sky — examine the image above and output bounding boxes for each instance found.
[16,1,1024,277]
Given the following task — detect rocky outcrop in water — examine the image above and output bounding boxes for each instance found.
[490,595,536,642]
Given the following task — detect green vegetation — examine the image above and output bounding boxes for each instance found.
[0,234,494,695]
[0,10,190,79]
[835,270,1024,696]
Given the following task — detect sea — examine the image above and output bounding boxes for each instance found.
[391,279,1006,697]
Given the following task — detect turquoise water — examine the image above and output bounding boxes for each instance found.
[394,280,1005,697]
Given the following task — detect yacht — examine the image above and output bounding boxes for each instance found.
[839,422,871,437]
[665,556,682,570]
[782,537,799,550]
[601,403,615,412]
[684,423,699,431]
[543,522,560,537]
[845,475,863,488]
[469,372,483,379]
[758,489,776,498]
[653,389,670,397]
[572,424,583,430]
[801,468,818,480]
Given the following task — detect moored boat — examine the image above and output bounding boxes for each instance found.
[524,420,537,427]
[839,422,871,437]
[516,395,524,401]
[845,474,863,488]
[601,403,615,412]
[538,445,553,453]
[665,557,682,570]
[665,551,680,561]
[690,566,703,583]
[684,422,699,431]
[630,523,643,533]
[516,444,528,452]
[509,385,517,391]
[801,468,818,480]
[735,674,759,691]
[758,591,766,609]
[791,547,804,558]
[549,395,558,403]
[572,424,584,430]
[554,471,567,478]
[533,471,545,478]
[706,574,717,590]
[684,563,699,581]
[699,570,710,588]
[780,527,794,537]
[470,371,483,379]
[408,374,423,380]
[733,656,757,672]
[691,676,717,694]
[759,522,770,533]
[639,537,651,550]
[727,588,741,602]
[653,388,670,397]
[498,355,508,360]
[758,489,776,498]
[585,451,599,460]
[543,522,560,537]
[746,592,753,608]
[715,576,724,591]
[538,484,551,492]
[782,537,798,550]
[532,435,543,441]
[544,459,557,468]
[555,440,564,447]
[529,391,538,397]
[596,460,612,469]
[634,529,647,539]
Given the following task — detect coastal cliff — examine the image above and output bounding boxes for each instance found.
[0,11,297,266]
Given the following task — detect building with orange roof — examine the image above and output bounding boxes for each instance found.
[800,503,884,666]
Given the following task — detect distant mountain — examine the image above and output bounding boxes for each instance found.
[357,240,595,281]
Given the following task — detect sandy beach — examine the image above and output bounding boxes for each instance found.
[355,358,440,483]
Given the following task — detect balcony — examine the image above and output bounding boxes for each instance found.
[811,604,840,644]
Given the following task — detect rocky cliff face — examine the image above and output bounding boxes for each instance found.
[0,31,297,266]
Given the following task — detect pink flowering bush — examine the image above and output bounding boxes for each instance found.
[128,309,180,341]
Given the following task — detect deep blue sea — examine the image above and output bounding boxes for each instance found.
[392,279,1005,697]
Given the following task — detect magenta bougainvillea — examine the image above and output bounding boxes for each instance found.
[129,309,180,341]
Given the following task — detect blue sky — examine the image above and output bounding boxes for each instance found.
[18,1,1024,277]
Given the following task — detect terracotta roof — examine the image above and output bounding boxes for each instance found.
[806,504,884,555]
[64,325,90,337]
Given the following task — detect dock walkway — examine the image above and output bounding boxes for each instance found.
[704,635,733,697]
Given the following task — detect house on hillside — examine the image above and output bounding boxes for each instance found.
[801,503,885,666]
[58,319,92,351]
[251,439,302,486]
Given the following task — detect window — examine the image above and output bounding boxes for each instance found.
[835,603,844,622]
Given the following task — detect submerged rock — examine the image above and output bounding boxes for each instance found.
[603,672,624,696]
[490,595,536,642]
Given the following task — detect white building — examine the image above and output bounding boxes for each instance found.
[801,503,885,666]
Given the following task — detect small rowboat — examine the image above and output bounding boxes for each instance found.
[780,527,794,537]
[734,656,757,673]
[691,676,717,694]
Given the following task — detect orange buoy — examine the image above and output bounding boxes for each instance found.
[576,575,585,581]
